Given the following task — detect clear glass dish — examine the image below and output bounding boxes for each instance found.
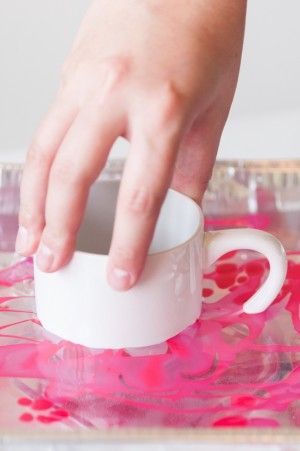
[1,160,300,450]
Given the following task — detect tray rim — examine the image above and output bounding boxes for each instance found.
[2,159,300,172]
[1,425,300,444]
[0,159,124,177]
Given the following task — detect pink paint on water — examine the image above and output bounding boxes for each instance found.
[18,397,32,406]
[0,252,300,429]
[205,212,271,230]
[19,413,33,423]
[0,257,33,286]
[31,398,53,411]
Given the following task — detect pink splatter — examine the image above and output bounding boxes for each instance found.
[37,415,58,424]
[205,212,270,230]
[18,397,32,406]
[213,416,248,427]
[216,263,238,274]
[1,250,300,429]
[0,258,33,286]
[31,398,53,411]
[51,409,69,418]
[19,413,33,422]
[202,288,213,298]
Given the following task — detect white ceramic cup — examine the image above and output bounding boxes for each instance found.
[34,181,287,349]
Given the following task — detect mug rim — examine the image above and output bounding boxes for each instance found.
[73,188,203,260]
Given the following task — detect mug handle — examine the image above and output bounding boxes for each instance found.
[203,228,287,314]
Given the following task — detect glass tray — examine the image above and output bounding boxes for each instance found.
[1,160,300,450]
[204,160,300,251]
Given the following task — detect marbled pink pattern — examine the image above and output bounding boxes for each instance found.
[0,252,300,429]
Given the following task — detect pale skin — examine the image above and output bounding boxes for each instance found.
[16,0,247,290]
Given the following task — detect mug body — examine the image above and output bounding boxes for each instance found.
[34,182,203,349]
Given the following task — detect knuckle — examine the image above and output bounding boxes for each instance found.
[92,55,130,107]
[102,55,130,84]
[123,187,161,217]
[112,244,137,267]
[51,159,92,187]
[43,228,73,252]
[19,207,43,230]
[154,82,184,129]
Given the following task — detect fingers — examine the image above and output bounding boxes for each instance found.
[107,125,181,290]
[16,100,76,256]
[35,103,123,272]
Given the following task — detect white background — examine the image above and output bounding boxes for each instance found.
[0,0,299,162]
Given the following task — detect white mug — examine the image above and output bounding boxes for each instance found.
[34,181,287,349]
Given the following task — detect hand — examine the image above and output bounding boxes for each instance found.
[16,0,246,290]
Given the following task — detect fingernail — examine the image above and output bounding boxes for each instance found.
[15,226,29,254]
[36,243,54,272]
[109,267,135,291]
